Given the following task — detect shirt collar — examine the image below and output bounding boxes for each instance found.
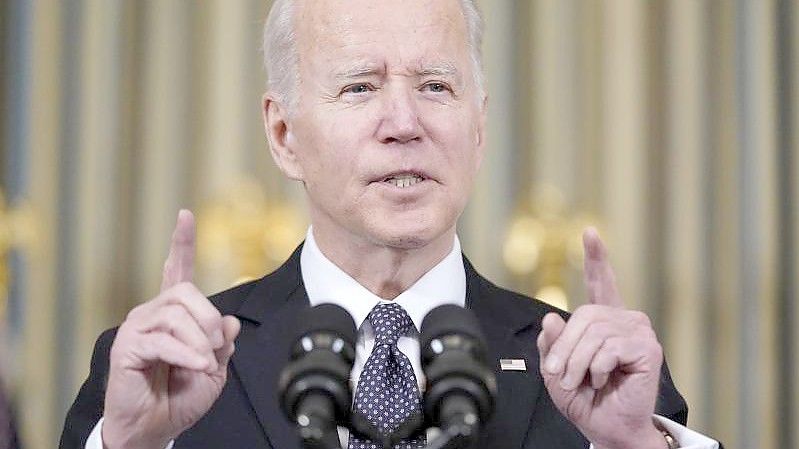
[300,227,466,331]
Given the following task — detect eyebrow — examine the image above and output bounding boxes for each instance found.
[334,64,385,81]
[418,63,460,79]
[333,62,462,81]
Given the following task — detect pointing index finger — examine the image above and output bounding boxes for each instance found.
[161,209,196,292]
[582,227,624,308]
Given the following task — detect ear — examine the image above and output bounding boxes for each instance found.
[474,94,488,170]
[263,93,304,181]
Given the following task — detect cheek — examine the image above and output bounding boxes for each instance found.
[298,117,370,194]
[426,113,481,176]
[315,106,377,150]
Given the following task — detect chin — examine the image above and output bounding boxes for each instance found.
[380,233,430,250]
[365,214,452,251]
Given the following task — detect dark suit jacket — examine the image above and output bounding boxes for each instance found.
[60,245,688,449]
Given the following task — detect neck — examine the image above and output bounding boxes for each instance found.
[310,224,456,300]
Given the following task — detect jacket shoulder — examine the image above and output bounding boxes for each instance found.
[482,277,570,319]
[207,279,262,315]
[466,262,570,335]
[208,243,304,318]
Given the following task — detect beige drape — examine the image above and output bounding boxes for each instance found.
[3,1,796,448]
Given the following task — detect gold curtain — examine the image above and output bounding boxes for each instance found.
[3,1,797,448]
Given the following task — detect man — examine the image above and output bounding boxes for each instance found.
[60,1,720,448]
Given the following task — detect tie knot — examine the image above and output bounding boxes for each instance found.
[368,303,414,347]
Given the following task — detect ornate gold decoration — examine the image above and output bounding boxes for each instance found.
[0,190,36,320]
[503,185,597,310]
[196,180,306,288]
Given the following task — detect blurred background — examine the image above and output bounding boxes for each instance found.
[1,1,797,448]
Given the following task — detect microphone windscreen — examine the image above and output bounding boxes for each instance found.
[293,303,357,346]
[420,304,486,350]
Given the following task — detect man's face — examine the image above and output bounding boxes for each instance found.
[278,0,486,250]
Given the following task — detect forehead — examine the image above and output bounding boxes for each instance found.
[295,0,469,73]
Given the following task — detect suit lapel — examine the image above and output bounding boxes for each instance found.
[464,257,544,449]
[230,246,309,449]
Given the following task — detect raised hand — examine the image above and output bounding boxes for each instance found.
[102,210,241,449]
[536,228,667,449]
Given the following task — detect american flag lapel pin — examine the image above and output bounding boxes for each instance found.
[500,358,527,371]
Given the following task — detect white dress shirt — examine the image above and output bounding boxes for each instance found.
[85,228,718,449]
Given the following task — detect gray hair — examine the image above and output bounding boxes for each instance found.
[262,0,485,111]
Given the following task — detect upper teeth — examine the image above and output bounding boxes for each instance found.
[385,174,423,188]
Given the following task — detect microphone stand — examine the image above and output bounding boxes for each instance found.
[295,400,342,449]
[423,429,473,449]
[321,411,477,449]
[423,395,480,449]
[423,421,479,449]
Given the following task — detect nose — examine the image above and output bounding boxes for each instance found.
[375,86,423,145]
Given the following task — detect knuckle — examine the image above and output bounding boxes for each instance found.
[584,321,609,339]
[565,356,589,377]
[572,305,589,318]
[125,307,141,322]
[547,338,563,356]
[591,363,612,377]
[196,300,222,323]
[125,301,151,322]
[171,283,204,307]
[161,305,184,329]
[569,307,588,323]
[196,336,214,353]
[543,311,561,324]
[144,333,169,354]
[172,285,221,330]
[548,340,569,361]
[542,312,565,333]
[172,281,194,297]
[589,358,609,374]
[574,304,604,321]
[629,310,652,327]
[205,310,223,326]
[199,314,223,334]
[631,323,659,347]
[647,339,663,361]
[601,337,620,356]
[591,353,614,374]
[568,307,603,332]
[109,328,131,353]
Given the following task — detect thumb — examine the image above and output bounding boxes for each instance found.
[582,227,624,308]
[214,316,241,369]
[161,209,197,292]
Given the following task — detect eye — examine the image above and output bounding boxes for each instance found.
[422,82,451,93]
[341,83,374,95]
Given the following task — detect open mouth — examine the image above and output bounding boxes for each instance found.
[382,173,425,188]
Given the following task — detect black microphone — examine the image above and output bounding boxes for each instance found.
[420,305,497,448]
[279,304,357,449]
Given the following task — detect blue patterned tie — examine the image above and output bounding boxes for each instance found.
[348,303,426,449]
